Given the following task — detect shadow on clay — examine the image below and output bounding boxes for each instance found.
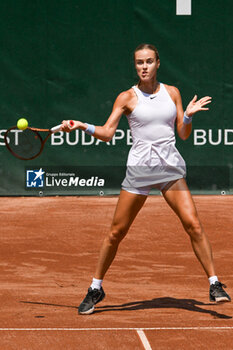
[94,297,232,319]
[20,297,232,319]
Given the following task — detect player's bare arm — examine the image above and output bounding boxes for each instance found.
[166,85,212,141]
[61,89,134,142]
[168,85,191,141]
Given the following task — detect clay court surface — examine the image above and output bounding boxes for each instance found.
[0,195,232,349]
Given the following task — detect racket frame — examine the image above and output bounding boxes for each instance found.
[4,121,73,160]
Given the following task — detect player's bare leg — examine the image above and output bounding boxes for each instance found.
[94,190,147,279]
[162,178,215,277]
[162,178,231,302]
[78,190,147,314]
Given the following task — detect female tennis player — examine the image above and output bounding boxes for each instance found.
[62,43,231,315]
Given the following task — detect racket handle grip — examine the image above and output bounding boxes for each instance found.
[50,120,74,133]
[51,124,62,133]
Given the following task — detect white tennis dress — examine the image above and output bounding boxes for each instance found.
[121,83,186,192]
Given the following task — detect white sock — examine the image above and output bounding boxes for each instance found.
[209,275,218,285]
[90,278,103,290]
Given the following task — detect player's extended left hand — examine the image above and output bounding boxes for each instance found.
[186,95,212,117]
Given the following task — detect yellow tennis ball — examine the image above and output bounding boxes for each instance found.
[17,118,28,130]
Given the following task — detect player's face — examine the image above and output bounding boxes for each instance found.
[134,49,160,82]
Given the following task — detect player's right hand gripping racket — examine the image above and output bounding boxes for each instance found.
[4,120,74,160]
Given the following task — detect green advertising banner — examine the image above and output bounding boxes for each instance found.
[0,0,232,195]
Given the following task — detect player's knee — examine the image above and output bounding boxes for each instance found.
[108,226,127,245]
[184,218,203,241]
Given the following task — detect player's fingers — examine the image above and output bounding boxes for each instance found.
[62,120,69,125]
[192,94,198,102]
[198,100,212,108]
[201,100,212,106]
[198,96,212,104]
[61,120,72,132]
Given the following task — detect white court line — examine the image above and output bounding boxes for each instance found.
[0,327,233,331]
[137,330,152,350]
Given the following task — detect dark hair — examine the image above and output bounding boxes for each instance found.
[134,43,160,61]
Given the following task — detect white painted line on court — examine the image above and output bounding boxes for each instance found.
[137,330,152,350]
[0,327,233,331]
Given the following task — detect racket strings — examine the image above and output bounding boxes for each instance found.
[5,128,43,160]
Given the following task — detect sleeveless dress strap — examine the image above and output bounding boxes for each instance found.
[132,86,144,102]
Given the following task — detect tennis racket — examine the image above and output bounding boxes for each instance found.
[4,120,74,160]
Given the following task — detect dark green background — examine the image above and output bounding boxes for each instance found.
[0,0,232,195]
